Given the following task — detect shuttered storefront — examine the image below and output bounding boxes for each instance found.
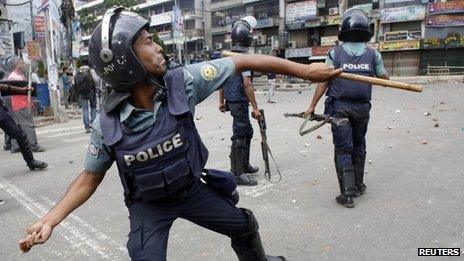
[382,51,420,76]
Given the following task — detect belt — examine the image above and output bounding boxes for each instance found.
[337,97,370,103]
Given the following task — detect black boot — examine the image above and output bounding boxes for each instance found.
[15,129,48,171]
[244,138,259,174]
[28,160,48,170]
[4,134,11,151]
[232,208,286,261]
[336,167,355,208]
[353,155,367,197]
[231,139,257,186]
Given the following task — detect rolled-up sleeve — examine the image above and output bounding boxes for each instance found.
[84,115,115,174]
[184,57,236,108]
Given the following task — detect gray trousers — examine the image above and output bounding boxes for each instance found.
[10,108,40,151]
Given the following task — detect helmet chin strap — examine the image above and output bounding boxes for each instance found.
[145,74,167,102]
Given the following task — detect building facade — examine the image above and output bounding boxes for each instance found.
[76,0,463,75]
[76,0,208,63]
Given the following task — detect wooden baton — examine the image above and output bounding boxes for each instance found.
[221,50,423,93]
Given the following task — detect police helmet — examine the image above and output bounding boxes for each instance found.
[338,8,373,43]
[88,7,150,92]
[231,16,257,53]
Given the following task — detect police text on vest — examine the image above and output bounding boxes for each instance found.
[124,133,183,166]
[342,63,370,70]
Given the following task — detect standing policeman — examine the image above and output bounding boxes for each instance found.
[19,8,340,260]
[305,9,389,208]
[219,16,261,186]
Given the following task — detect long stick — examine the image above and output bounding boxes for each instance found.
[221,50,423,92]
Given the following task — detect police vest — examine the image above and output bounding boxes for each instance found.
[99,68,209,203]
[224,72,250,102]
[326,45,376,101]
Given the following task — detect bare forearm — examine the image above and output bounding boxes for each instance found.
[244,83,258,110]
[231,54,340,82]
[309,82,329,109]
[219,88,224,104]
[41,170,105,227]
[0,84,28,95]
[233,55,305,78]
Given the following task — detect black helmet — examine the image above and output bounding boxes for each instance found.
[88,7,150,92]
[338,8,373,43]
[231,16,257,53]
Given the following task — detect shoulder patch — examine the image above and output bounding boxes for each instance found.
[200,64,218,81]
[88,141,100,159]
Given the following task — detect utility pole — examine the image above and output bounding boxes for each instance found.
[339,0,348,15]
[173,0,182,63]
[43,6,60,120]
[29,0,34,40]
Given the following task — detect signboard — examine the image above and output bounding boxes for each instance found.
[34,16,45,41]
[285,0,317,22]
[321,15,340,26]
[26,41,42,60]
[428,1,464,14]
[321,36,338,46]
[173,30,184,44]
[352,3,372,13]
[172,6,184,30]
[422,34,464,49]
[285,47,312,58]
[151,11,172,27]
[379,40,420,51]
[426,14,464,27]
[384,31,421,42]
[311,45,333,56]
[381,5,426,23]
[304,19,321,28]
[385,0,412,3]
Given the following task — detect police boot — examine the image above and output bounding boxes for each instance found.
[231,139,257,186]
[335,167,355,208]
[353,155,367,197]
[16,130,48,171]
[334,155,344,195]
[244,138,259,174]
[232,208,286,261]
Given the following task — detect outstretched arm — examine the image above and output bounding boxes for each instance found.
[304,81,329,117]
[0,84,31,95]
[19,170,106,253]
[231,54,342,83]
[243,76,261,119]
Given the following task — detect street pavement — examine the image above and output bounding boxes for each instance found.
[1,82,463,261]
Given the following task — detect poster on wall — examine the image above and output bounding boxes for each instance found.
[381,5,426,23]
[428,1,464,14]
[26,41,42,60]
[285,0,317,23]
[422,34,464,49]
[426,15,464,27]
[34,16,45,41]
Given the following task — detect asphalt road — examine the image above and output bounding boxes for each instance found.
[1,82,463,261]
